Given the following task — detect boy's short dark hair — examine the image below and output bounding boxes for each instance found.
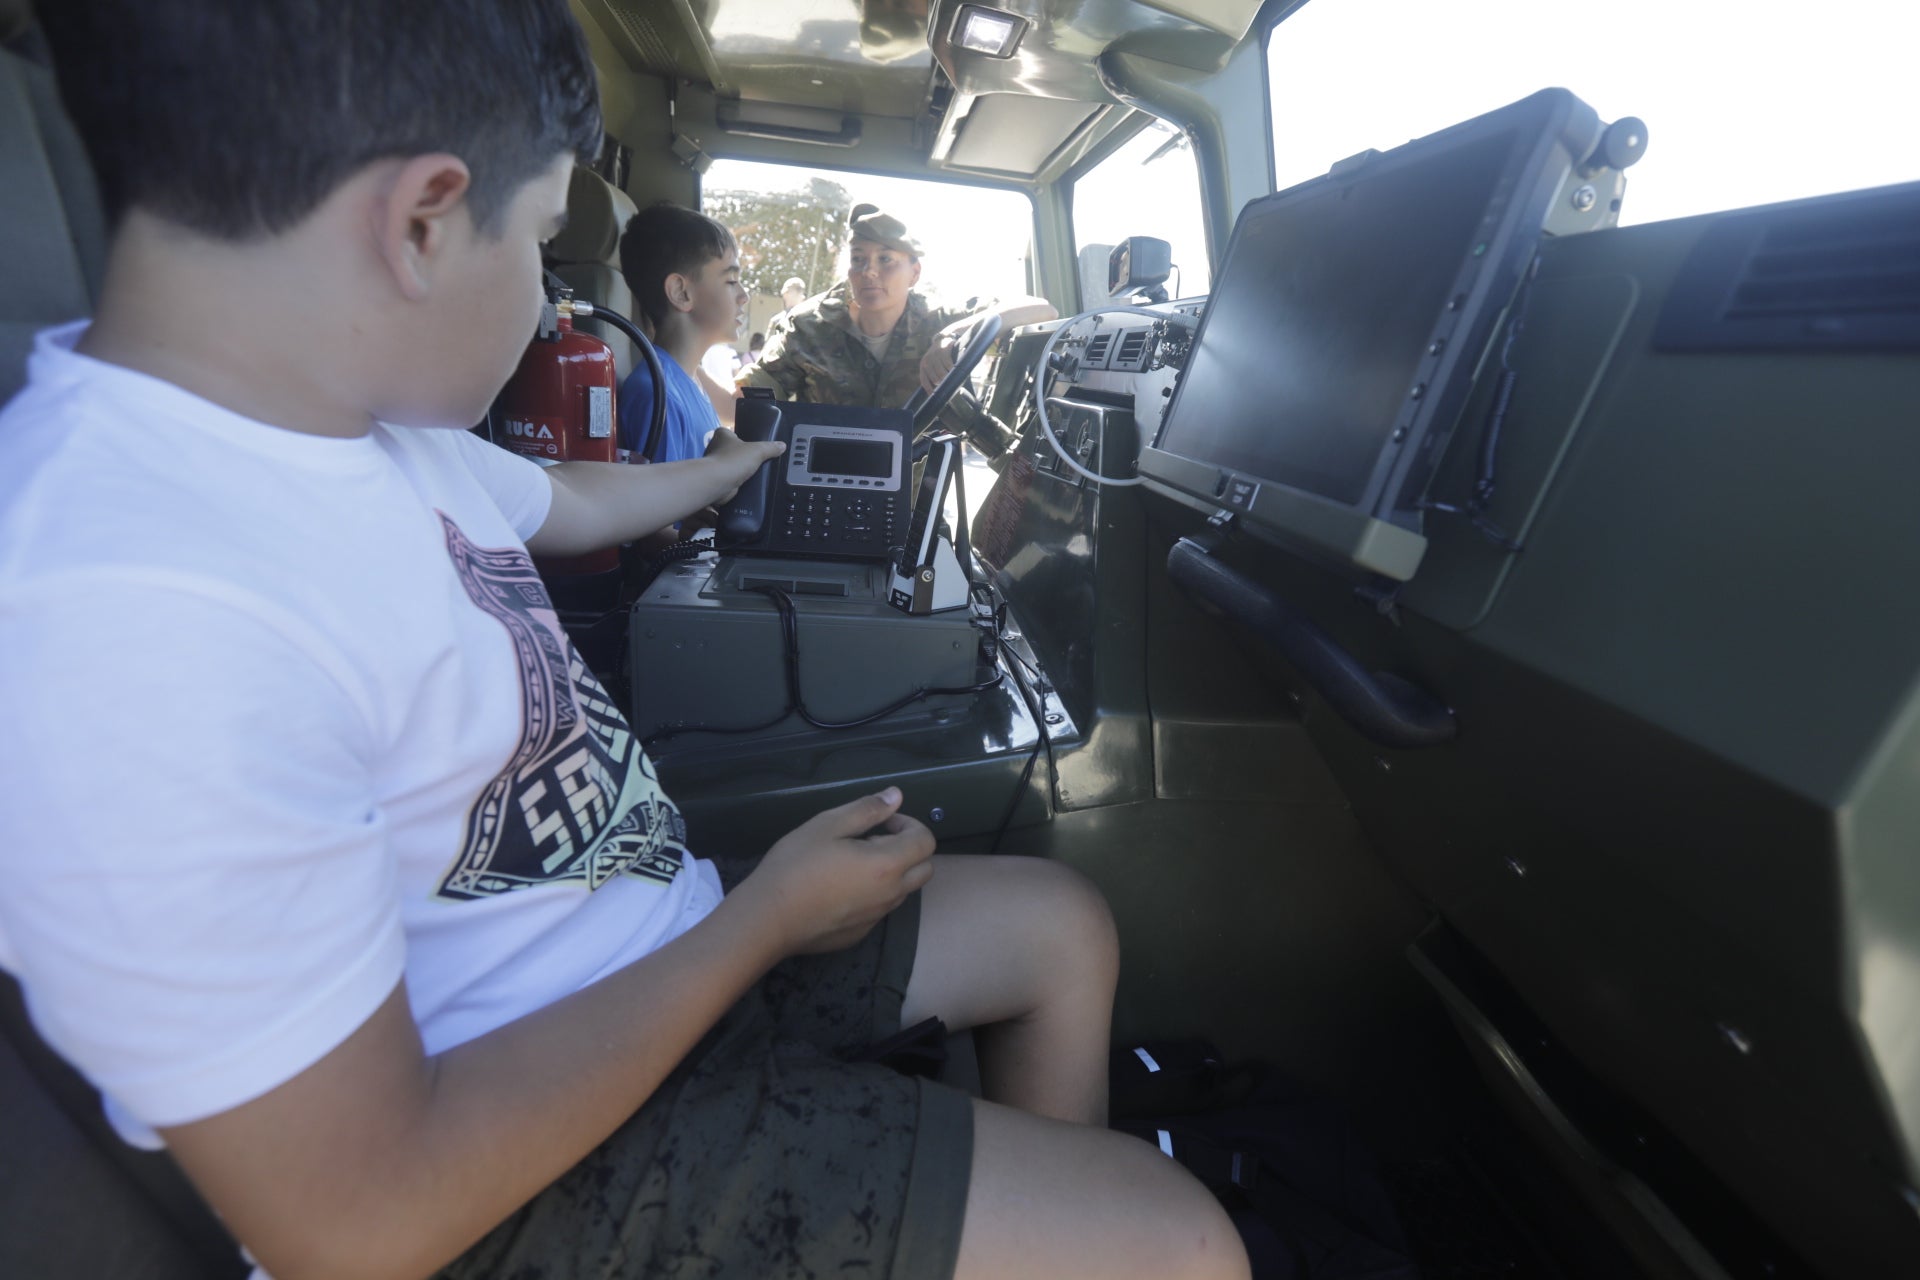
[36,0,602,240]
[619,203,736,328]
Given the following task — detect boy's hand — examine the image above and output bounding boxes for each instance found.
[734,787,936,957]
[703,427,784,503]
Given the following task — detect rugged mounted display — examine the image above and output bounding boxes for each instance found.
[1138,88,1623,581]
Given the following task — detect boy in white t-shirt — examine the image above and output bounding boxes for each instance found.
[0,5,1249,1280]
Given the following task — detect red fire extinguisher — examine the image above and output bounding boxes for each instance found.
[498,282,618,576]
[495,277,664,578]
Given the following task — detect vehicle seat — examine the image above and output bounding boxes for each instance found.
[0,30,249,1280]
[548,166,640,383]
[1,975,248,1279]
[0,28,105,404]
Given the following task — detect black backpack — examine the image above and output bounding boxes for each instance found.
[1111,1041,1419,1280]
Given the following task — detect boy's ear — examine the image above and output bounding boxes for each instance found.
[663,270,697,316]
[373,154,474,302]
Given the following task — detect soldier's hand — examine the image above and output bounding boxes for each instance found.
[919,327,963,392]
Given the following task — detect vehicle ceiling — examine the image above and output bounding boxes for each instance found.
[576,0,1273,178]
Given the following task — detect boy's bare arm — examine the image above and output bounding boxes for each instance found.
[526,431,782,555]
[160,790,934,1280]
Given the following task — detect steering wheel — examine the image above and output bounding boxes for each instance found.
[903,312,1004,438]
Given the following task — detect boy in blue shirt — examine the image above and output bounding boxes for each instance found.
[617,203,747,461]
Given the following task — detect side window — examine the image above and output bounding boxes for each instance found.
[1070,120,1212,306]
[1265,0,1919,226]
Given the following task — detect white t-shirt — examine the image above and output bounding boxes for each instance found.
[0,322,724,1150]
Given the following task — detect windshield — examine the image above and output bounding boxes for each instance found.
[702,159,1035,307]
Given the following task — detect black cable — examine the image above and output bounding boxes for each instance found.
[940,567,1058,851]
[758,584,1003,730]
[990,741,1044,854]
[631,535,715,595]
[638,465,1041,852]
[1417,253,1540,552]
[950,443,975,573]
[990,631,1057,853]
[574,302,668,463]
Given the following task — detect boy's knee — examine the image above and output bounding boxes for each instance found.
[1111,1132,1251,1280]
[1030,860,1119,986]
[1179,1193,1253,1280]
[1158,1166,1251,1280]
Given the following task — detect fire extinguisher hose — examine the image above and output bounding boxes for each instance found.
[571,300,668,463]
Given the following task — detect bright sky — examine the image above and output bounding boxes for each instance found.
[1070,122,1212,300]
[708,0,1917,305]
[704,159,1037,304]
[1268,0,1920,227]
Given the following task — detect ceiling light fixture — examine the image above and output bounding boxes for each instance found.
[954,4,1027,58]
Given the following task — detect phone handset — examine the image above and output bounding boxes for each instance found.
[718,393,786,544]
[888,434,969,615]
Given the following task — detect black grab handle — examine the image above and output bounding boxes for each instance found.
[1167,538,1456,749]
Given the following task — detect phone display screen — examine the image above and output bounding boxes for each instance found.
[807,438,895,478]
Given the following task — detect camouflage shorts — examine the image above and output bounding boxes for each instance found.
[432,888,974,1280]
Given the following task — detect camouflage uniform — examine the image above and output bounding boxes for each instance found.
[741,281,1019,459]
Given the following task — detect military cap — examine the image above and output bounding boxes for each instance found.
[847,202,922,257]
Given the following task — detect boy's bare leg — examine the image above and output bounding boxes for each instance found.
[901,854,1119,1124]
[954,1099,1253,1280]
[906,856,1250,1279]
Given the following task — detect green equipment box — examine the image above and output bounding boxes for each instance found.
[629,553,983,745]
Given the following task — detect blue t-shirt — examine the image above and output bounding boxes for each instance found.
[618,356,720,463]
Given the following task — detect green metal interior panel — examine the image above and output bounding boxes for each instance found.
[1152,493,1920,1274]
[979,797,1444,1148]
[1149,718,1340,803]
[1399,272,1640,630]
[942,94,1101,175]
[630,555,982,741]
[1140,507,1340,804]
[928,0,1260,103]
[976,400,1155,811]
[1485,222,1920,808]
[588,0,936,118]
[1138,192,1920,1274]
[656,680,1052,858]
[1411,931,1740,1280]
[1846,677,1920,1185]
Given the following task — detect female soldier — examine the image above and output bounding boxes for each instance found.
[742,202,1056,462]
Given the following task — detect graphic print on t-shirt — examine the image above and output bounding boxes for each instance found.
[434,514,687,901]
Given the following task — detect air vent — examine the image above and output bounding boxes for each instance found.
[599,0,682,75]
[1114,329,1153,369]
[1725,217,1920,319]
[1655,182,1920,351]
[1083,333,1115,367]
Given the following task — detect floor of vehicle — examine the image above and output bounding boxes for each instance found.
[1391,1146,1578,1279]
[1384,1061,1647,1279]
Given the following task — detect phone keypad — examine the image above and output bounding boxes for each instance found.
[780,489,899,550]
